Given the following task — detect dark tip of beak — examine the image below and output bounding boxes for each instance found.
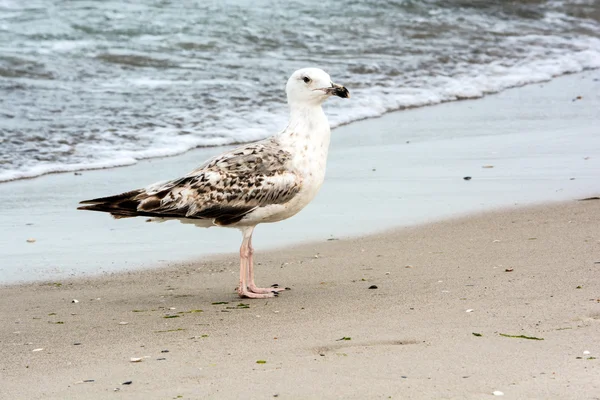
[329,83,350,99]
[334,85,350,99]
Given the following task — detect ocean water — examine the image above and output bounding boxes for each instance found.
[1,0,599,182]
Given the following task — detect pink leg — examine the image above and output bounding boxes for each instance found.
[237,227,277,299]
[247,233,286,294]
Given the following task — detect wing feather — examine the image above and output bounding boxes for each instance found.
[78,138,302,225]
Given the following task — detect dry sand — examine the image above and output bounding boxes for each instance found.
[1,199,599,399]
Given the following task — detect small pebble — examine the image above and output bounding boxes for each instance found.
[466,309,474,313]
[122,381,133,385]
[71,299,79,303]
[32,348,44,352]
[583,350,591,355]
[368,285,378,289]
[130,357,143,362]
[161,350,169,353]
[493,391,504,396]
[157,357,166,361]
[119,322,128,325]
[463,176,472,181]
[26,239,36,243]
[505,268,514,272]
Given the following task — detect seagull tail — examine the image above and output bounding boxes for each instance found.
[77,189,145,218]
[78,189,144,205]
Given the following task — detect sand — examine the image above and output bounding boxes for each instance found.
[1,70,599,398]
[1,199,599,399]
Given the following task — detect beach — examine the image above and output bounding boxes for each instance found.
[1,199,599,399]
[0,69,599,398]
[2,2,600,398]
[1,71,599,284]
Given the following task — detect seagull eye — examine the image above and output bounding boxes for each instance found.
[302,76,311,84]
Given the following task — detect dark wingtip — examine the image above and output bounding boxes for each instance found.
[78,189,144,205]
[77,203,114,213]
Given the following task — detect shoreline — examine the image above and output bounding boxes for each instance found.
[2,68,598,185]
[1,70,599,284]
[1,199,599,399]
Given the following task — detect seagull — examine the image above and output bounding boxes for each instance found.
[78,68,349,298]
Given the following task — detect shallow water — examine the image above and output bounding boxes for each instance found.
[1,0,600,182]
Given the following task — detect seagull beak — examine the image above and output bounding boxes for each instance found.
[324,82,350,98]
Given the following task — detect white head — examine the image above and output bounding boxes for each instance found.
[285,68,350,106]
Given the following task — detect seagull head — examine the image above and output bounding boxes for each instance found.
[286,68,350,106]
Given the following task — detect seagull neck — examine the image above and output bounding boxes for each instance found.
[284,103,328,135]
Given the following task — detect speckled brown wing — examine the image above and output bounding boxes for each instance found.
[78,139,302,225]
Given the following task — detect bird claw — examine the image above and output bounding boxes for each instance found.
[247,283,286,294]
[238,289,278,299]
